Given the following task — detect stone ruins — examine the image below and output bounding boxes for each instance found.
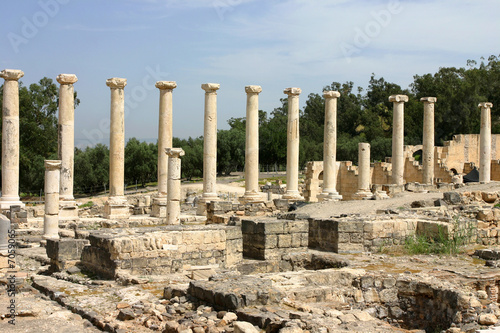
[2,69,500,333]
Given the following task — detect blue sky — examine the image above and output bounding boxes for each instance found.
[1,0,499,147]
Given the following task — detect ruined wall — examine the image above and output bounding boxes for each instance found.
[81,225,242,278]
[309,217,419,253]
[242,219,308,260]
[439,134,500,173]
[304,134,500,200]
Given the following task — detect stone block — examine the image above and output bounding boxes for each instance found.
[338,221,363,233]
[46,238,89,261]
[277,234,292,248]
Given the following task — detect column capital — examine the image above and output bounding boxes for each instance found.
[389,94,408,103]
[201,83,220,93]
[57,74,78,85]
[106,78,127,89]
[479,102,493,109]
[323,91,341,99]
[0,69,24,81]
[420,97,437,103]
[165,147,185,158]
[44,160,62,170]
[284,87,301,96]
[245,85,262,94]
[156,81,177,90]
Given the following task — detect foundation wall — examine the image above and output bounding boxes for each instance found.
[81,225,242,278]
[309,218,417,253]
[242,219,308,260]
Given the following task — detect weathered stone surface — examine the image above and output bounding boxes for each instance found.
[443,192,461,204]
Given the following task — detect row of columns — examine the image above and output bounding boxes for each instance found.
[0,69,496,220]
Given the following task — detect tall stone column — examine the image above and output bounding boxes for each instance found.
[44,160,61,240]
[56,74,79,219]
[152,81,177,217]
[389,95,408,186]
[421,97,437,185]
[479,102,493,183]
[166,148,185,225]
[197,83,220,215]
[241,85,263,203]
[0,69,25,210]
[282,87,303,200]
[104,78,129,219]
[354,143,373,199]
[318,91,342,201]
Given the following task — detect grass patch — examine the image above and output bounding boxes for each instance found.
[404,217,476,256]
[259,176,287,185]
[78,201,94,208]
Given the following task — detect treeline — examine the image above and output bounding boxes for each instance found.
[0,55,499,194]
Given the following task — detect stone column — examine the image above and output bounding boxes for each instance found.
[241,85,263,203]
[166,148,185,225]
[421,97,437,185]
[479,102,493,183]
[0,214,10,255]
[0,69,25,210]
[152,81,177,217]
[389,95,408,186]
[282,87,304,200]
[44,160,61,239]
[318,91,342,201]
[354,143,373,199]
[104,78,129,219]
[56,74,79,219]
[197,83,220,215]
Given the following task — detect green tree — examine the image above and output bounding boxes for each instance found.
[124,138,157,187]
[74,144,109,194]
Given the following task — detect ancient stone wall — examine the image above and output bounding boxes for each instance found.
[241,219,308,260]
[80,225,242,278]
[309,217,418,253]
[304,134,500,201]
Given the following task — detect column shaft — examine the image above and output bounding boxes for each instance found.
[283,88,303,200]
[166,148,185,225]
[319,91,342,201]
[354,142,373,199]
[156,81,177,196]
[0,69,24,209]
[104,78,129,219]
[389,95,408,185]
[57,74,78,201]
[421,97,436,185]
[44,160,61,239]
[242,85,262,202]
[107,78,126,198]
[479,102,493,183]
[201,83,220,201]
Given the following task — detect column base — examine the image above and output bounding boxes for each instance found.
[59,201,79,220]
[239,191,266,204]
[151,196,167,217]
[0,199,25,210]
[104,196,130,219]
[353,190,374,200]
[374,191,390,200]
[317,191,343,202]
[282,191,304,201]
